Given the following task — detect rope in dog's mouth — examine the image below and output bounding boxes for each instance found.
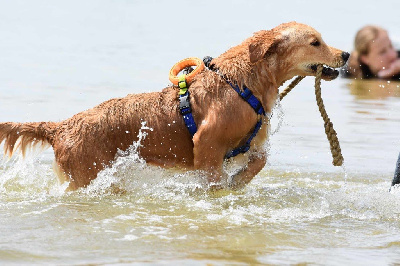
[279,64,344,167]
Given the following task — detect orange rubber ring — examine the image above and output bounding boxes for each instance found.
[169,57,205,86]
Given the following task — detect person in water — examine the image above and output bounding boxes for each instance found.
[342,25,400,80]
[342,25,400,188]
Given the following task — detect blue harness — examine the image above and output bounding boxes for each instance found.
[178,57,266,159]
[178,75,198,137]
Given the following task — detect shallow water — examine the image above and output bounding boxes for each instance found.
[1,1,400,265]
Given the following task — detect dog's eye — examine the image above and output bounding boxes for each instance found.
[311,40,320,47]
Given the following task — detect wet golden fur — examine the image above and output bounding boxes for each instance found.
[0,22,348,190]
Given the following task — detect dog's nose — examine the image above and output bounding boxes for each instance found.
[341,51,350,62]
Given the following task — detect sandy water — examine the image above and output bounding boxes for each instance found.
[1,0,400,265]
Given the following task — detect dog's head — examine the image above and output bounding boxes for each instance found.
[249,22,349,81]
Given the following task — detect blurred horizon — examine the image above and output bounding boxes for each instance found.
[0,0,399,122]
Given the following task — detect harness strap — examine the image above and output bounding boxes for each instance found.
[225,119,263,159]
[178,75,197,137]
[226,81,266,116]
[203,56,267,116]
[176,57,266,159]
[203,56,267,159]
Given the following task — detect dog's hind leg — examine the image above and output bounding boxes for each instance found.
[228,150,267,189]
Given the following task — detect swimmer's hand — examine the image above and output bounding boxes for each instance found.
[378,59,400,78]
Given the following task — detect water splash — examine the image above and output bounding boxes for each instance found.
[0,153,66,198]
[341,162,348,185]
[83,121,208,197]
[84,121,153,195]
[270,98,286,136]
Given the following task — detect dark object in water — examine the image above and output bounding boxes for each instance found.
[391,152,400,187]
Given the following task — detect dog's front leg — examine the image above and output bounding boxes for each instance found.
[229,150,266,189]
[193,151,229,190]
[192,132,228,189]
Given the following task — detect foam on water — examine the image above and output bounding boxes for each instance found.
[1,135,400,265]
[0,153,67,198]
[1,146,399,226]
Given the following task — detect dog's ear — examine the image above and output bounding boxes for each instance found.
[249,30,282,63]
[249,42,267,63]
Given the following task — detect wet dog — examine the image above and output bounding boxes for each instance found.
[0,22,349,190]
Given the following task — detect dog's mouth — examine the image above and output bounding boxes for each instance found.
[309,64,339,81]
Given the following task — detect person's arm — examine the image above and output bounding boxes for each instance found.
[377,59,400,78]
[378,51,400,78]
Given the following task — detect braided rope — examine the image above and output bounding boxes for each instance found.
[279,65,344,166]
[314,65,344,166]
[279,76,305,101]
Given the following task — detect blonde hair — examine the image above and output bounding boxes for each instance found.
[347,25,386,78]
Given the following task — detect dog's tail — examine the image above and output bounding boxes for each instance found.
[0,122,57,157]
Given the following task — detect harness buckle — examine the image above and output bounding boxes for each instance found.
[179,94,191,110]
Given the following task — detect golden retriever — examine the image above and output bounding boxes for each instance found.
[0,22,349,190]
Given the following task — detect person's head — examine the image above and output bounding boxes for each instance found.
[348,25,397,78]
